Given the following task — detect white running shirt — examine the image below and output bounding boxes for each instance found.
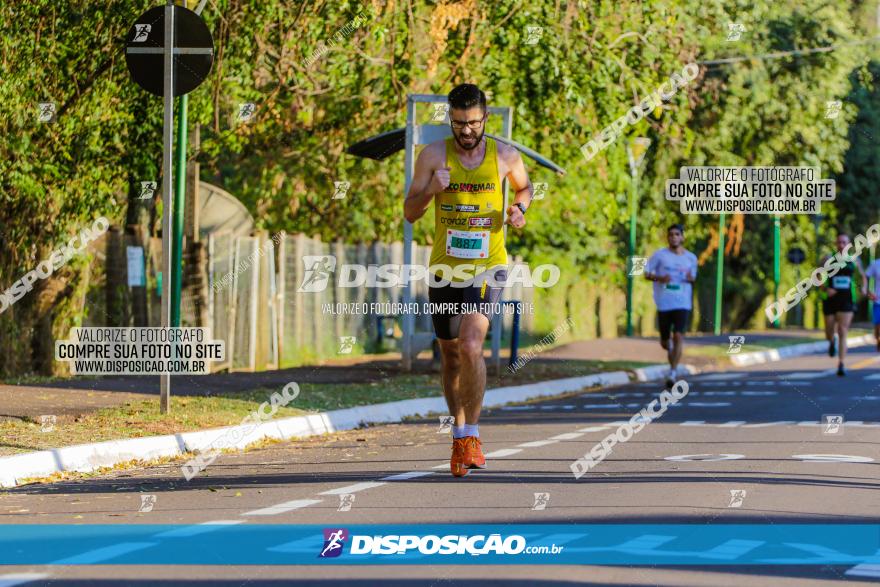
[646,248,698,311]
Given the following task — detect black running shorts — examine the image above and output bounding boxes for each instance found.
[823,291,855,315]
[658,309,690,340]
[428,268,507,340]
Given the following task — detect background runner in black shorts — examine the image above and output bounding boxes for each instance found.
[657,309,690,341]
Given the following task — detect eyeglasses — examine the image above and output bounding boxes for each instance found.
[450,116,486,130]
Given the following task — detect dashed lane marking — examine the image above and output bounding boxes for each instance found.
[382,471,434,481]
[242,499,323,517]
[50,542,156,564]
[484,448,523,458]
[318,482,388,496]
[518,440,558,448]
[697,374,745,381]
[793,454,874,463]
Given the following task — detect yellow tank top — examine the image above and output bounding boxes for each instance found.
[429,137,507,278]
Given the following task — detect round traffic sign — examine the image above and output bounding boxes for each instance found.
[125,5,213,97]
[787,247,806,265]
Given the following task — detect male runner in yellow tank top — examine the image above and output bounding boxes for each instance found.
[404,84,533,477]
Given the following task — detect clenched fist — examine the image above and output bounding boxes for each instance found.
[428,167,451,195]
[506,204,526,228]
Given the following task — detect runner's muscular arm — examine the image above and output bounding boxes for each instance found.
[857,258,868,295]
[500,143,531,228]
[404,144,448,223]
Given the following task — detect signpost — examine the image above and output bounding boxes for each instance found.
[625,138,651,337]
[125,1,213,413]
[787,247,806,326]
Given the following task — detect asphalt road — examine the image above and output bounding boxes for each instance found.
[1,344,879,586]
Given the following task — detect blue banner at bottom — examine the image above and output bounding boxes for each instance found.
[0,524,878,565]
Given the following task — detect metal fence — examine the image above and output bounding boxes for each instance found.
[84,228,536,372]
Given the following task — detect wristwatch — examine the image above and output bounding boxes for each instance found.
[514,202,527,215]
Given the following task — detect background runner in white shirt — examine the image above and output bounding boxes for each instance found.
[645,224,698,388]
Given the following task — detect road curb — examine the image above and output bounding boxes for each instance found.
[0,368,658,488]
[729,334,873,367]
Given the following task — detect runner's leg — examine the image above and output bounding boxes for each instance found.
[457,312,490,426]
[437,339,465,428]
[669,310,688,376]
[824,312,837,357]
[836,311,853,368]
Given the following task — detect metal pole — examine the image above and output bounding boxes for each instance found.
[401,96,416,372]
[509,301,521,368]
[172,94,187,328]
[159,0,175,413]
[714,213,725,335]
[172,1,188,329]
[813,214,822,329]
[491,107,513,375]
[626,170,637,336]
[773,215,781,328]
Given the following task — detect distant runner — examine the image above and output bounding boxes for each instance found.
[645,224,698,389]
[403,83,533,477]
[822,232,868,375]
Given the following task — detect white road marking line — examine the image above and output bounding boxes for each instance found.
[153,520,243,538]
[484,448,522,458]
[318,482,387,496]
[539,405,575,410]
[518,440,558,448]
[582,404,622,409]
[702,391,737,396]
[717,421,746,427]
[381,471,434,481]
[550,432,585,440]
[680,421,707,426]
[432,462,449,469]
[50,542,156,564]
[686,402,732,407]
[698,373,745,381]
[846,564,880,578]
[846,550,880,578]
[242,499,323,516]
[793,454,874,463]
[500,406,535,411]
[742,421,796,427]
[576,426,610,432]
[740,391,778,396]
[665,454,745,462]
[781,371,835,379]
[0,574,50,587]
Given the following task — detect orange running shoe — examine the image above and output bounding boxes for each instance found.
[450,438,469,477]
[462,436,486,469]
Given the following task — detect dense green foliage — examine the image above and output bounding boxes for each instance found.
[1,0,878,374]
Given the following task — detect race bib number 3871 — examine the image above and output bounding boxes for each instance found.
[446,229,489,259]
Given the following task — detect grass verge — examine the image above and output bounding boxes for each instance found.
[0,358,650,457]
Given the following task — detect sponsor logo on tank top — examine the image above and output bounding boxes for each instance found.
[469,217,492,227]
[444,182,496,193]
[454,204,479,212]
